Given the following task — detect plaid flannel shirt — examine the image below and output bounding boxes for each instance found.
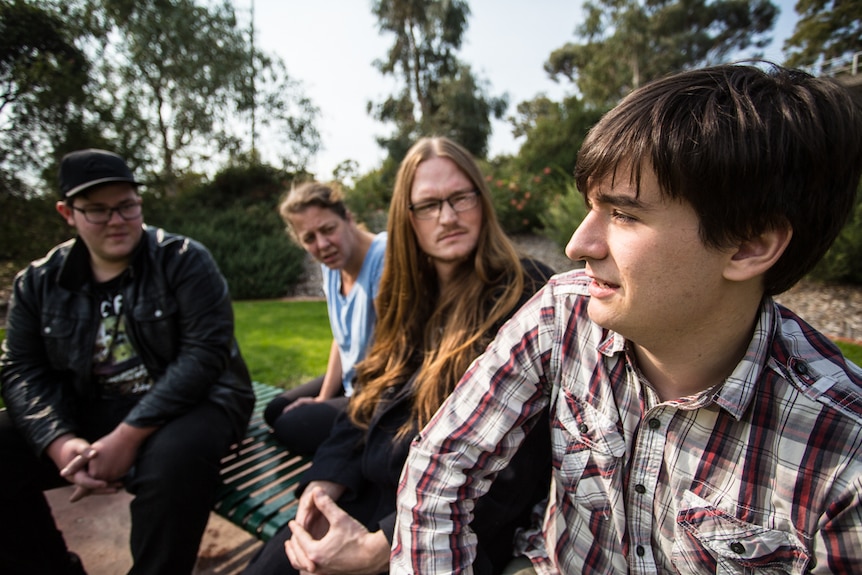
[392,269,862,574]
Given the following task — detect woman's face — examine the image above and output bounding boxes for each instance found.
[289,205,355,270]
[409,156,483,281]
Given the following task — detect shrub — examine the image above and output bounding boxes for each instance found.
[813,186,862,284]
[344,165,393,233]
[144,162,307,300]
[0,193,72,263]
[483,164,570,236]
[539,178,587,250]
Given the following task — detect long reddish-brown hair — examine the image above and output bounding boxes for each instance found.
[347,136,525,436]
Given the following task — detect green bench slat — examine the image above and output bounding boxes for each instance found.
[214,382,312,541]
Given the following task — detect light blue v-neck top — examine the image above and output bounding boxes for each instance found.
[322,232,387,396]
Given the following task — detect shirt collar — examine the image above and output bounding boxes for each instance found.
[711,297,777,419]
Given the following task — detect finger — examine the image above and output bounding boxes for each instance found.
[282,397,312,413]
[60,448,97,477]
[69,486,91,503]
[285,523,317,573]
[312,489,344,522]
[71,472,110,490]
[295,489,320,529]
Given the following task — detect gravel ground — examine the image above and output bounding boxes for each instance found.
[286,233,862,344]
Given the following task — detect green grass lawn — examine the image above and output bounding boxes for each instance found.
[232,299,332,389]
[836,340,862,367]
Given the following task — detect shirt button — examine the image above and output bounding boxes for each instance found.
[794,361,809,376]
[730,542,745,554]
[578,423,589,434]
[648,418,661,430]
[154,309,163,318]
[43,326,52,334]
[636,545,645,556]
[634,484,646,494]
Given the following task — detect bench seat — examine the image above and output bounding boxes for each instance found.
[215,382,312,541]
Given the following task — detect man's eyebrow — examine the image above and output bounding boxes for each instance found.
[591,190,648,209]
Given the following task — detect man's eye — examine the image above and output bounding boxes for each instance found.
[413,202,437,214]
[611,210,637,223]
[87,207,109,216]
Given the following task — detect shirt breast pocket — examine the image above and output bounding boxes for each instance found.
[551,388,626,511]
[40,313,77,369]
[674,490,810,574]
[131,296,179,355]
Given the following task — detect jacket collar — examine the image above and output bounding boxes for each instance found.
[57,225,148,291]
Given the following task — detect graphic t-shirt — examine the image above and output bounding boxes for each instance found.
[92,274,153,397]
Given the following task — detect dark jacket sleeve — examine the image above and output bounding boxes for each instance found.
[297,407,367,498]
[0,257,79,454]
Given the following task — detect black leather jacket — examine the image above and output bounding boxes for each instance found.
[0,225,254,455]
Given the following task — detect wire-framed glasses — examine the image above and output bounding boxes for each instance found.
[72,200,143,224]
[408,190,480,220]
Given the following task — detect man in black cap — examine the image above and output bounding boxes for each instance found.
[0,149,255,574]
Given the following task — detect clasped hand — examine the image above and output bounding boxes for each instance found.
[52,429,138,502]
[285,484,391,575]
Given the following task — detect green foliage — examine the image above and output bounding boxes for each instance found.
[784,0,862,69]
[545,0,778,107]
[482,163,557,235]
[0,193,72,263]
[344,165,395,233]
[538,178,588,249]
[164,207,305,301]
[812,186,862,284]
[1,0,319,196]
[507,94,605,187]
[0,0,91,176]
[369,0,505,161]
[145,161,307,300]
[233,300,331,389]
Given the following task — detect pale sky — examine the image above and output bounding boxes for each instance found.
[243,0,799,180]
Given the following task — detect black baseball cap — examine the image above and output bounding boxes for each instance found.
[59,149,140,199]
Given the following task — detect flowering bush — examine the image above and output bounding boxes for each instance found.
[486,166,563,235]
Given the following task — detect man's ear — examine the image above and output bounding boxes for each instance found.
[56,201,76,227]
[723,225,792,282]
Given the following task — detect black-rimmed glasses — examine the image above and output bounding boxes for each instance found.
[72,201,143,224]
[409,190,479,220]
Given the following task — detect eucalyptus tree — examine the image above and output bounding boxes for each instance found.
[783,0,862,71]
[369,0,506,162]
[545,0,779,108]
[0,0,93,191]
[98,0,319,194]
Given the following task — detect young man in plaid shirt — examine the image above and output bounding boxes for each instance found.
[392,63,862,574]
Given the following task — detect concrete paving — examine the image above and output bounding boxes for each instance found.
[46,485,264,574]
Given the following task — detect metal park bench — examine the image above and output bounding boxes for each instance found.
[214,382,312,541]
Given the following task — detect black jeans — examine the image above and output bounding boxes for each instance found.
[0,399,241,575]
[263,375,348,457]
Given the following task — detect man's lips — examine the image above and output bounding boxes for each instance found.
[105,231,129,241]
[591,277,619,289]
[587,274,621,296]
[438,229,466,242]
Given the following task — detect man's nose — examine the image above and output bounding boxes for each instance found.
[438,200,458,223]
[565,211,604,261]
[106,207,125,224]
